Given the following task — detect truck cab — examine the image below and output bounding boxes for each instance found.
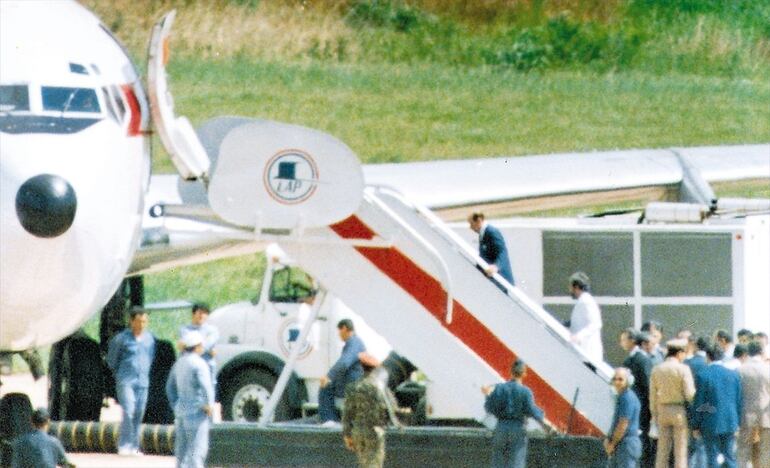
[209,246,393,422]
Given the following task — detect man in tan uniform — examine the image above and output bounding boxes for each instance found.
[650,338,695,468]
[737,341,770,468]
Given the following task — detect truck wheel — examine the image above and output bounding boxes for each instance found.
[221,368,291,423]
[48,335,103,421]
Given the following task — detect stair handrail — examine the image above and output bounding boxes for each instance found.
[364,189,455,324]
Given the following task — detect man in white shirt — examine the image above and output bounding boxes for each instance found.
[568,271,603,363]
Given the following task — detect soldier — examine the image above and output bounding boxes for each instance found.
[342,367,399,468]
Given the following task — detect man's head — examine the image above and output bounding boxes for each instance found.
[337,319,355,342]
[191,303,211,326]
[611,367,634,393]
[511,359,527,380]
[705,344,724,362]
[736,328,753,345]
[747,341,763,357]
[467,212,485,234]
[715,329,732,349]
[32,407,50,430]
[641,320,663,347]
[756,332,768,347]
[733,344,749,363]
[677,329,692,341]
[665,338,687,362]
[695,336,711,353]
[569,271,590,299]
[619,328,637,352]
[129,308,149,336]
[637,332,654,355]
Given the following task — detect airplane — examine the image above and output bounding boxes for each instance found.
[1,0,768,436]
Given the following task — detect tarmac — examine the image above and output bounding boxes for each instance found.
[1,372,176,467]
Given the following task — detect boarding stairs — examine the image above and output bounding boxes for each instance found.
[279,186,614,437]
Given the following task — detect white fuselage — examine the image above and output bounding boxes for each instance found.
[0,1,150,350]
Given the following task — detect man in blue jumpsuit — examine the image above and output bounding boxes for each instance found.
[106,308,155,456]
[166,330,215,468]
[179,303,219,388]
[319,319,366,424]
[468,212,514,288]
[605,367,642,468]
[11,408,74,468]
[482,360,547,468]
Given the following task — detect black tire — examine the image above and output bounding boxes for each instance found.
[48,335,104,422]
[143,339,175,425]
[0,393,33,467]
[220,368,291,423]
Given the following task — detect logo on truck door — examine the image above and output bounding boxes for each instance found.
[263,149,319,204]
[278,318,314,359]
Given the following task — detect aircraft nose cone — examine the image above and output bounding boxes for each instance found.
[15,174,78,238]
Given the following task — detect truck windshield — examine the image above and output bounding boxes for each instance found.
[42,86,100,113]
[0,85,30,112]
[269,266,315,303]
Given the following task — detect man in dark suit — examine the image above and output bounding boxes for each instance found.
[619,328,653,467]
[482,360,549,467]
[691,345,742,468]
[684,335,710,468]
[468,212,514,287]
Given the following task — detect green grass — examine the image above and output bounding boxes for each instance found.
[155,59,770,173]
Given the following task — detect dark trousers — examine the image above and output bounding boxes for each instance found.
[491,424,527,468]
[318,385,340,422]
[703,433,736,468]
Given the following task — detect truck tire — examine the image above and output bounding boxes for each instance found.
[48,335,103,421]
[220,368,291,423]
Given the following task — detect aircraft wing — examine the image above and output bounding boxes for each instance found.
[363,144,770,218]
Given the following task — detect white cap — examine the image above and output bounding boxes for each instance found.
[181,330,203,348]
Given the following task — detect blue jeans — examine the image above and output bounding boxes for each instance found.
[116,382,148,451]
[175,413,210,468]
[704,433,736,468]
[491,423,527,468]
[318,385,340,422]
[609,436,642,468]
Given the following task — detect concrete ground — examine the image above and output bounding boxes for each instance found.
[1,372,176,467]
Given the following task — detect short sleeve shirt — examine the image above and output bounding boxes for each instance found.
[610,389,640,440]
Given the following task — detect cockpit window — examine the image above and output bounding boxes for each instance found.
[42,87,100,113]
[0,85,30,112]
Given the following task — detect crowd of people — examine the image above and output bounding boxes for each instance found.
[609,325,770,468]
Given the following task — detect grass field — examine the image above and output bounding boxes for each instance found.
[159,60,770,172]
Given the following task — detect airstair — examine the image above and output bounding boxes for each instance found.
[280,186,615,437]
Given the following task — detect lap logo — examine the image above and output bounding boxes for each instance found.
[263,149,319,204]
[278,319,313,359]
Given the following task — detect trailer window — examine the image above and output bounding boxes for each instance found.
[543,231,633,297]
[641,232,732,297]
[269,266,315,303]
[0,85,30,112]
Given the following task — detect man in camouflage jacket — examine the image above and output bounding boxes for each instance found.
[342,367,400,468]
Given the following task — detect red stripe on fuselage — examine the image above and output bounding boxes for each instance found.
[330,215,604,437]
